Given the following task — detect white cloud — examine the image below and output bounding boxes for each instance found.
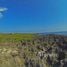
[0,7,8,18]
[0,7,8,12]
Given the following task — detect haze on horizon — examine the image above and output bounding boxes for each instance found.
[0,0,66,33]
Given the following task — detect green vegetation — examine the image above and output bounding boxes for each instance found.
[0,33,36,43]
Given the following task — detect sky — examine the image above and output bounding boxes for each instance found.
[0,0,66,33]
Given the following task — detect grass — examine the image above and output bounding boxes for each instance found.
[0,33,36,43]
[0,34,66,67]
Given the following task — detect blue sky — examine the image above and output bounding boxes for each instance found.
[0,0,66,33]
